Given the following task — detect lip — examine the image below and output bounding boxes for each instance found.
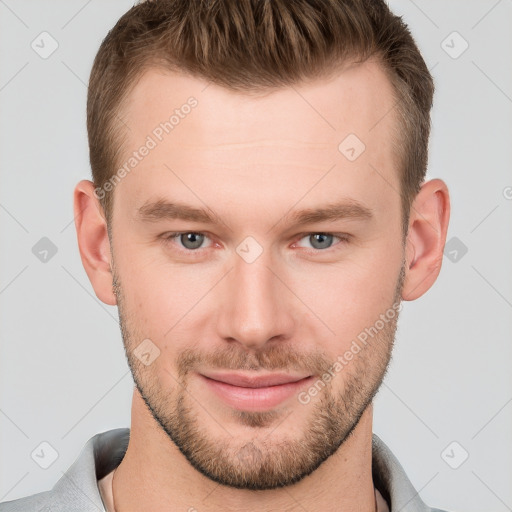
[200,371,310,388]
[198,372,314,411]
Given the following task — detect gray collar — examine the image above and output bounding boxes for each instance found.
[7,428,437,511]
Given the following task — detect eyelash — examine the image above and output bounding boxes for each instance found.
[160,231,350,256]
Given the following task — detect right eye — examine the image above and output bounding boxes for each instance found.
[161,232,212,251]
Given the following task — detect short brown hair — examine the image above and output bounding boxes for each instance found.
[87,0,434,234]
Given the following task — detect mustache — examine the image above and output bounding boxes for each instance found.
[175,344,333,381]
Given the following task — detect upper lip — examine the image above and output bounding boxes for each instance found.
[200,372,311,388]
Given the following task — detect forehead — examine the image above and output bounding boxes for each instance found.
[122,59,397,146]
[114,59,400,223]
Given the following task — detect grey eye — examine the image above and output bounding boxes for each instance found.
[308,233,334,250]
[179,232,205,250]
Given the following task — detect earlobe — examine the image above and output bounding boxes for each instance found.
[73,180,117,306]
[402,179,450,301]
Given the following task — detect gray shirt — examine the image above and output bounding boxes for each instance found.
[0,428,451,511]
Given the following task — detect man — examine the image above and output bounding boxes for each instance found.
[0,0,452,511]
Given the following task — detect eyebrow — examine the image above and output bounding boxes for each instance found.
[137,199,218,224]
[136,197,373,227]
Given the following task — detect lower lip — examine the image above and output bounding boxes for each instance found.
[199,374,314,412]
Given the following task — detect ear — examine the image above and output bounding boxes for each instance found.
[73,180,117,306]
[402,179,450,301]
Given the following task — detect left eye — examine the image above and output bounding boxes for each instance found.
[295,233,343,250]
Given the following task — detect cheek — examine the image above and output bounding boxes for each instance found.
[287,243,403,348]
[115,245,217,344]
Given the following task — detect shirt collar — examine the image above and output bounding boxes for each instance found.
[49,428,431,512]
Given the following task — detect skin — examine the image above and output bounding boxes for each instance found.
[74,58,450,512]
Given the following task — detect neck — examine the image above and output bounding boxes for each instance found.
[112,390,377,512]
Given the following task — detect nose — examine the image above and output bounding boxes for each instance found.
[215,245,296,351]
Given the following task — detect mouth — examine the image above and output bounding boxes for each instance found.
[198,372,314,411]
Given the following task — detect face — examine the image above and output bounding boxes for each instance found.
[110,60,406,490]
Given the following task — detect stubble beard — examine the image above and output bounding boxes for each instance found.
[112,261,405,490]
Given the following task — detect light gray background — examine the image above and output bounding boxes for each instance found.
[1,1,511,511]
